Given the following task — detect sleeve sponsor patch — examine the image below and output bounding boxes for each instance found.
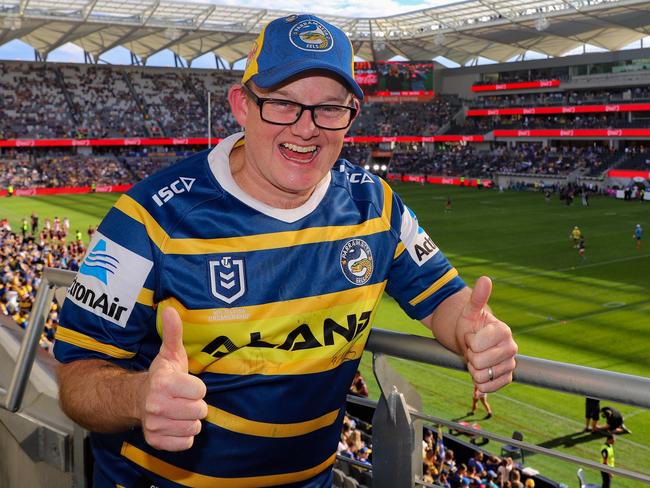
[400,206,439,266]
[66,231,153,327]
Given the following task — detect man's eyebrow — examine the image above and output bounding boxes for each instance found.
[269,88,351,104]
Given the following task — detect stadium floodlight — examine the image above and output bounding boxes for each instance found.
[373,164,380,171]
[364,165,370,170]
[381,165,387,171]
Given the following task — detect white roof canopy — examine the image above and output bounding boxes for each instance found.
[0,0,649,65]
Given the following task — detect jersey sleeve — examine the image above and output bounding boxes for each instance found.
[384,190,465,320]
[53,194,158,370]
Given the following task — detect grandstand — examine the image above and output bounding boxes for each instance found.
[0,1,649,487]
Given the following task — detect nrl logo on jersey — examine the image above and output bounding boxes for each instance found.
[209,257,246,304]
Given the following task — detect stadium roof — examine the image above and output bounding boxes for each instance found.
[0,0,649,66]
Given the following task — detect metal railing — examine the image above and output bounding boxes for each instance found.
[1,267,649,487]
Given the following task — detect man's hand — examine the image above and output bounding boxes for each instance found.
[138,307,208,451]
[460,276,517,392]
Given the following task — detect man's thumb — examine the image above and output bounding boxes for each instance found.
[464,276,492,325]
[160,307,188,368]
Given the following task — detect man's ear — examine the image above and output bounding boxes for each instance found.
[351,97,362,123]
[228,84,249,128]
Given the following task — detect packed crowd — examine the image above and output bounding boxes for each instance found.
[388,143,615,178]
[0,139,621,190]
[420,435,535,488]
[348,97,461,136]
[2,61,650,142]
[456,112,648,134]
[0,61,241,140]
[0,154,133,188]
[0,63,75,139]
[0,216,93,350]
[469,86,650,109]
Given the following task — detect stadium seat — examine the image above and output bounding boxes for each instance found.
[332,468,346,487]
[577,468,600,488]
[343,475,360,488]
[500,430,525,464]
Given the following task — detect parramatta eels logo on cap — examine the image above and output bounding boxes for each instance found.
[289,19,334,52]
[340,239,373,286]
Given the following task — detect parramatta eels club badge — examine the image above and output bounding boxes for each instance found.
[289,19,334,52]
[340,239,374,286]
[209,257,246,304]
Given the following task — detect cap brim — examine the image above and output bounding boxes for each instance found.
[251,59,364,100]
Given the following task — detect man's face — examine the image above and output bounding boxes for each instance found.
[229,74,358,208]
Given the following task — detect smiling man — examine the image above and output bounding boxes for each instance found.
[54,13,517,488]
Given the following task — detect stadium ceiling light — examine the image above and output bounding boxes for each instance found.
[535,16,550,31]
[165,28,181,40]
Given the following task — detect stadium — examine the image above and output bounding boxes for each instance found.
[0,0,649,487]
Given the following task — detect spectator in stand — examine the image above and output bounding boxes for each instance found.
[356,446,372,466]
[423,427,434,456]
[484,469,499,488]
[423,463,436,484]
[585,397,600,432]
[497,457,515,485]
[467,451,487,477]
[349,369,369,397]
[511,468,524,488]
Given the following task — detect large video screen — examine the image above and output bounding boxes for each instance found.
[354,61,434,97]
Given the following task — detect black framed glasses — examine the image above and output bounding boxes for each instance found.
[242,84,357,130]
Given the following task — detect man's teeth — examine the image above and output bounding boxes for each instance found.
[281,143,317,153]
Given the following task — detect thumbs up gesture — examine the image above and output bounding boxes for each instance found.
[138,307,208,451]
[460,276,517,392]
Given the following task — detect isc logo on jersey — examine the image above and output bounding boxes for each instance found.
[400,206,438,266]
[67,231,153,327]
[152,176,195,206]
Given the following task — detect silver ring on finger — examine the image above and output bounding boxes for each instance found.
[488,366,494,382]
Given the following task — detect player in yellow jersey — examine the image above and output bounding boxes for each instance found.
[570,225,582,248]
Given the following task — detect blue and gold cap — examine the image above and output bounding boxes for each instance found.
[242,14,364,100]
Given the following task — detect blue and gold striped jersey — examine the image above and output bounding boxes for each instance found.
[54,133,465,488]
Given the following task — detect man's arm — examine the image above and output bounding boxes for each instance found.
[57,308,209,451]
[421,276,517,392]
[58,359,146,433]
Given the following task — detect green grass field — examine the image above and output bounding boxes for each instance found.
[1,185,648,485]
